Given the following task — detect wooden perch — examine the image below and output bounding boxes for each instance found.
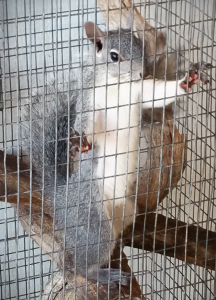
[124,213,216,271]
[135,105,187,211]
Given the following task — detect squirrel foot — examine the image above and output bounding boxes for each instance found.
[69,128,92,159]
[180,61,213,92]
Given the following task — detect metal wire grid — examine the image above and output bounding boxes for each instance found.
[137,1,216,299]
[0,0,215,299]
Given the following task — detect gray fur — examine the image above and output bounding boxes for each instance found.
[20,23,147,285]
[20,78,122,283]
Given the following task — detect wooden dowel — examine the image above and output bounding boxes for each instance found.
[124,212,216,271]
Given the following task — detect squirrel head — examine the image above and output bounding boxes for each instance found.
[85,22,149,81]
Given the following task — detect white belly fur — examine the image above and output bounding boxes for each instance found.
[94,82,140,238]
[91,76,187,237]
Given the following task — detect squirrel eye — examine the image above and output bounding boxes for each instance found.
[110,50,119,62]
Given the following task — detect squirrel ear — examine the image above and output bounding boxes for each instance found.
[123,10,133,30]
[85,22,104,54]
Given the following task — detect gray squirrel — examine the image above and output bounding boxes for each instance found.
[20,21,212,286]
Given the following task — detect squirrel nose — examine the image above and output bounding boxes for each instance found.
[139,66,149,79]
[139,71,145,79]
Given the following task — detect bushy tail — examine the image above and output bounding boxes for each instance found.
[20,81,77,186]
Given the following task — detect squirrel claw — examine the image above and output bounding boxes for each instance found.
[181,61,213,92]
[69,128,92,158]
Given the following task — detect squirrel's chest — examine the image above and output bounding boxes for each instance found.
[94,82,138,108]
[93,82,140,131]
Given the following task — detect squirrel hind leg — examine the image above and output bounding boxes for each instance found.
[88,268,131,286]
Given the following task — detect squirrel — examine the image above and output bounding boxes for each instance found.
[20,21,212,286]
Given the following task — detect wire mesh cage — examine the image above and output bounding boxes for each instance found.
[0,0,215,299]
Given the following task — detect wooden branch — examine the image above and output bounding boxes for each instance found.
[0,151,47,213]
[124,213,216,271]
[41,271,120,300]
[134,105,187,211]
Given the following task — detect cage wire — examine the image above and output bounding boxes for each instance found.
[0,0,215,299]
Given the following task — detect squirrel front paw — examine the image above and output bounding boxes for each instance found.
[69,128,92,159]
[180,61,213,92]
